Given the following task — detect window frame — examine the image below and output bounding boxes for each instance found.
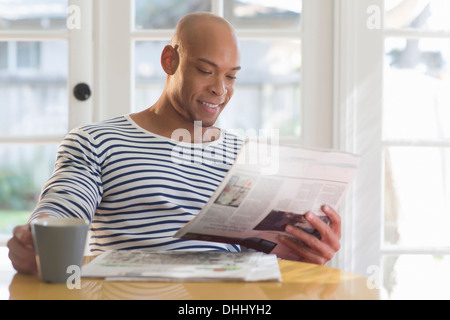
[381,0,450,263]
[335,0,450,287]
[0,0,94,243]
[0,0,94,143]
[95,0,334,148]
[332,0,385,275]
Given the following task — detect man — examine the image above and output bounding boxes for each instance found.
[7,13,341,275]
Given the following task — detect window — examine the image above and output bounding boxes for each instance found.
[98,0,332,146]
[135,0,212,29]
[0,0,93,243]
[0,41,68,136]
[0,0,68,31]
[382,0,450,299]
[336,0,450,299]
[133,0,303,138]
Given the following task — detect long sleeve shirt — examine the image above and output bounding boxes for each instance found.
[30,115,243,254]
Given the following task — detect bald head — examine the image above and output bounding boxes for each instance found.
[157,13,241,129]
[171,12,239,56]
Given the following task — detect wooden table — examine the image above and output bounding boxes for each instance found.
[0,248,379,300]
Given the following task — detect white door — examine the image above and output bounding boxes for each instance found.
[0,0,93,242]
[336,0,450,298]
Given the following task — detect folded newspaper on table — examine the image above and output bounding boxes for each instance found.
[82,250,282,282]
[175,140,361,261]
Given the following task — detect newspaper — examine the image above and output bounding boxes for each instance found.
[175,140,361,261]
[81,250,282,282]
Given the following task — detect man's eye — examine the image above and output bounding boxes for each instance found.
[198,69,212,75]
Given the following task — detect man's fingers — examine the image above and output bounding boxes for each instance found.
[7,225,38,275]
[279,235,329,265]
[305,211,341,252]
[321,205,341,239]
[284,225,336,263]
[279,207,343,265]
[7,236,37,275]
[14,225,34,248]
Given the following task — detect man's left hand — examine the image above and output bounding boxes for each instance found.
[278,205,341,265]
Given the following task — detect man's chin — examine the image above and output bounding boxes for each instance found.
[194,120,217,128]
[192,113,221,128]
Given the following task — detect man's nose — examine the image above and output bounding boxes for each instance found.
[210,77,227,97]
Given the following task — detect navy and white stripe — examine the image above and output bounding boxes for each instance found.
[31,115,244,254]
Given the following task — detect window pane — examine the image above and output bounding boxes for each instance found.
[0,0,68,30]
[134,41,167,111]
[134,0,211,30]
[384,147,450,246]
[0,41,68,136]
[0,144,58,237]
[134,40,302,138]
[383,38,450,140]
[219,40,301,137]
[224,0,302,29]
[385,0,450,30]
[382,255,450,299]
[0,42,6,69]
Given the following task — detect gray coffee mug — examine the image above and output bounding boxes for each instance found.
[31,217,89,283]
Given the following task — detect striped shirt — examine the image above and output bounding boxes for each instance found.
[31,115,244,254]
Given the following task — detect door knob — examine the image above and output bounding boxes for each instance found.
[73,83,91,101]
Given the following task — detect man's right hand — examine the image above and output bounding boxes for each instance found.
[7,224,38,275]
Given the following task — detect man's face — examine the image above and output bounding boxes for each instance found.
[168,25,241,128]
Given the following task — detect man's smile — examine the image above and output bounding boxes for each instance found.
[198,100,222,108]
[198,100,225,115]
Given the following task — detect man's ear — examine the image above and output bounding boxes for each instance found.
[161,45,179,75]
